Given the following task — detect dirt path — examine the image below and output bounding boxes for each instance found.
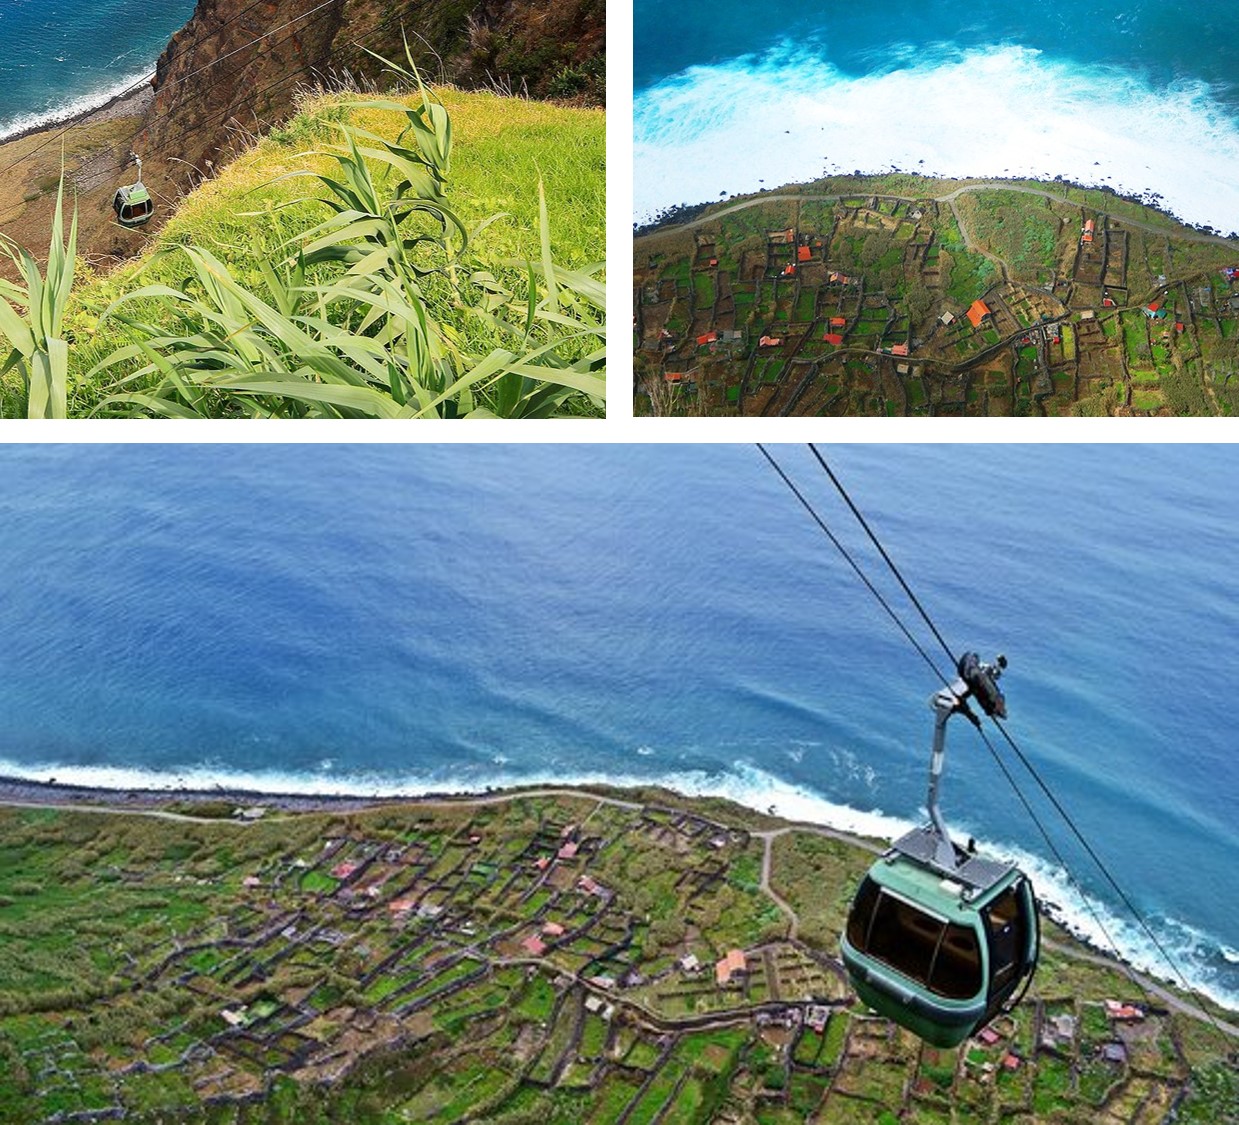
[945,196,1010,281]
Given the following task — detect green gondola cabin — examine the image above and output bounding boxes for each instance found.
[839,653,1040,1046]
[841,835,1039,1047]
[114,155,153,227]
[113,181,153,226]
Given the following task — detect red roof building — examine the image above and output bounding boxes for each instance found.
[797,245,812,262]
[781,263,795,276]
[1082,219,1095,243]
[715,949,748,986]
[966,299,991,329]
[823,333,844,346]
[829,316,847,327]
[759,335,783,347]
[664,371,683,383]
[696,331,717,346]
[891,343,909,356]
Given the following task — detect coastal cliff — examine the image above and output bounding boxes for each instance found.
[140,0,604,177]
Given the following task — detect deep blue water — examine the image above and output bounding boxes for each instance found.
[0,0,196,138]
[0,443,1236,1010]
[634,0,1239,232]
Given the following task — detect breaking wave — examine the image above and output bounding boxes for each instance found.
[634,42,1239,234]
[0,70,153,143]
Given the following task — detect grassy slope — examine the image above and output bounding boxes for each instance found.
[54,87,604,415]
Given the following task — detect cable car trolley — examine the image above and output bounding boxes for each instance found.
[113,154,153,227]
[840,653,1039,1047]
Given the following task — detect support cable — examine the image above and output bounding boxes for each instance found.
[800,443,1236,1047]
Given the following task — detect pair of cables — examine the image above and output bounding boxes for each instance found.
[758,442,1236,1051]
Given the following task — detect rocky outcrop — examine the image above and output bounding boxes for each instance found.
[135,0,603,182]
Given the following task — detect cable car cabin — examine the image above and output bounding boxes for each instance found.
[113,182,153,227]
[841,829,1039,1048]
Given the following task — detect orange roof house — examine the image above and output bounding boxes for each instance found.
[823,333,844,346]
[891,343,909,356]
[715,949,748,986]
[797,245,812,261]
[696,331,717,346]
[1082,218,1095,243]
[966,299,991,329]
[829,316,847,327]
[781,263,796,276]
[759,335,783,347]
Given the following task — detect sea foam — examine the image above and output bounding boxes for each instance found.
[634,42,1239,234]
[0,70,153,143]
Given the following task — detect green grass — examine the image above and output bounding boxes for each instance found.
[3,82,604,419]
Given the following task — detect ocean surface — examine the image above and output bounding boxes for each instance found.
[634,0,1239,234]
[0,0,196,140]
[0,444,1236,1013]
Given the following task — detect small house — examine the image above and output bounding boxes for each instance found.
[715,949,747,986]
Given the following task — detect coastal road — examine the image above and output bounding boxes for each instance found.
[4,786,1235,1039]
[636,184,1238,250]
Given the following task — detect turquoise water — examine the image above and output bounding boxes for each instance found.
[0,443,1236,1010]
[0,0,196,139]
[634,0,1239,232]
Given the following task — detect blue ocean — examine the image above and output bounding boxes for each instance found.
[634,0,1239,234]
[0,444,1236,1013]
[0,0,195,139]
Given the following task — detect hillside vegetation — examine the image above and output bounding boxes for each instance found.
[0,789,1233,1122]
[0,77,605,418]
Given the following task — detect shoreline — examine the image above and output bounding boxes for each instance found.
[632,169,1239,241]
[0,77,155,148]
[2,773,1239,1025]
[3,770,1237,1023]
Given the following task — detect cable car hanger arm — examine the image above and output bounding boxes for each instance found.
[924,653,1007,872]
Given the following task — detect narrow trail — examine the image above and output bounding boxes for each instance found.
[945,196,1010,281]
[756,831,801,940]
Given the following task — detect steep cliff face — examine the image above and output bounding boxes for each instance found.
[137,0,603,180]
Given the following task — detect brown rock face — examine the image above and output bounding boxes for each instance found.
[136,0,603,184]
